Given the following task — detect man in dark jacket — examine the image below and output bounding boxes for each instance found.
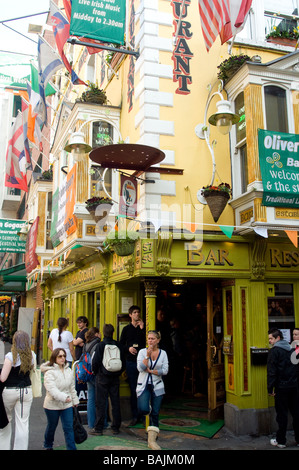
[119,305,145,425]
[267,328,299,448]
[90,324,124,436]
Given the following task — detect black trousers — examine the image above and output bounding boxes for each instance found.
[94,375,121,432]
[275,387,299,445]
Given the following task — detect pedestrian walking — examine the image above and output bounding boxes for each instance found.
[73,316,89,361]
[83,327,101,429]
[41,348,79,450]
[119,305,145,425]
[136,330,169,450]
[0,330,34,450]
[90,324,124,436]
[267,328,299,448]
[47,317,75,366]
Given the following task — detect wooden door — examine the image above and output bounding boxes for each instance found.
[207,282,225,419]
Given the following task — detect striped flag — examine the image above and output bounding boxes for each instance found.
[220,0,252,44]
[5,113,28,192]
[62,0,104,54]
[198,0,230,51]
[21,98,32,170]
[35,36,64,126]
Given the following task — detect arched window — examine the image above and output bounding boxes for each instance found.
[264,85,288,133]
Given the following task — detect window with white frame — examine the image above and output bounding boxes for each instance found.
[234,92,248,195]
[264,85,289,133]
[236,0,299,44]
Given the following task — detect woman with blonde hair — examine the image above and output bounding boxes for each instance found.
[0,330,35,450]
[136,330,169,450]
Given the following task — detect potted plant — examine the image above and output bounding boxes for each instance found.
[266,26,299,47]
[78,81,108,105]
[217,54,251,83]
[85,196,113,222]
[104,229,139,256]
[202,183,231,222]
[39,166,53,181]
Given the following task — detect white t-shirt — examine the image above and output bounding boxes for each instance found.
[6,351,34,366]
[49,329,74,362]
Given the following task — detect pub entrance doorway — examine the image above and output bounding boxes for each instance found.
[153,280,225,419]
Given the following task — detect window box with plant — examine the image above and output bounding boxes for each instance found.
[266,26,299,47]
[217,54,252,83]
[202,183,232,222]
[104,229,139,256]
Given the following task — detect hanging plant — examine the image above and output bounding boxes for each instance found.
[217,54,251,83]
[85,197,113,223]
[202,183,231,223]
[104,230,139,256]
[79,81,108,105]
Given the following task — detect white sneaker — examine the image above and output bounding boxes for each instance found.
[270,438,286,448]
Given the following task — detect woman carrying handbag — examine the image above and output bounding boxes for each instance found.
[41,348,79,450]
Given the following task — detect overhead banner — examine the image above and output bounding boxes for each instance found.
[119,174,137,218]
[25,217,39,273]
[50,165,77,248]
[70,0,126,45]
[258,129,299,208]
[0,53,31,89]
[0,219,27,253]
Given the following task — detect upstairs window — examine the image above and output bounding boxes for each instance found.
[234,92,248,195]
[264,86,288,133]
[236,0,299,44]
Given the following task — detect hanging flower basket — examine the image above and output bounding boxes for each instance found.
[217,54,251,83]
[113,240,136,256]
[202,183,231,223]
[104,230,139,257]
[85,197,113,223]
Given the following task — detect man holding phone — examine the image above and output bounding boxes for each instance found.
[120,305,145,426]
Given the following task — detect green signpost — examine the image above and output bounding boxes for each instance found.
[258,129,299,208]
[70,0,126,45]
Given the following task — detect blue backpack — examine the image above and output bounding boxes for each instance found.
[75,352,93,383]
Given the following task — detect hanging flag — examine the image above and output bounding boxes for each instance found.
[285,230,298,248]
[21,98,32,170]
[219,225,234,238]
[5,113,28,192]
[253,227,268,238]
[36,36,64,126]
[62,0,104,54]
[220,0,252,44]
[49,1,86,85]
[198,0,230,51]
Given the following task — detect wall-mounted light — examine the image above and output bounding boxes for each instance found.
[17,220,33,242]
[172,279,187,286]
[195,81,239,187]
[64,132,92,161]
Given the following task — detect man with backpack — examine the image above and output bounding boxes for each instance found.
[90,324,124,436]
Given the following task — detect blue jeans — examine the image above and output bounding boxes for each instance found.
[137,384,164,428]
[44,407,76,450]
[126,360,139,420]
[87,378,108,429]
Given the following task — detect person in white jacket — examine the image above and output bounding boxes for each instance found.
[136,330,169,450]
[41,348,79,450]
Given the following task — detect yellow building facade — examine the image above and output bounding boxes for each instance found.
[25,0,299,434]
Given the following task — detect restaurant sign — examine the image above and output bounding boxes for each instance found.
[258,129,299,208]
[0,219,26,253]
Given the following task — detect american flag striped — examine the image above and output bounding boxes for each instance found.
[198,0,231,51]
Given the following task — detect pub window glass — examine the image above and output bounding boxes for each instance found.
[264,85,288,133]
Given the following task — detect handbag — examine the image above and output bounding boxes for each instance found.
[30,353,42,398]
[73,407,87,444]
